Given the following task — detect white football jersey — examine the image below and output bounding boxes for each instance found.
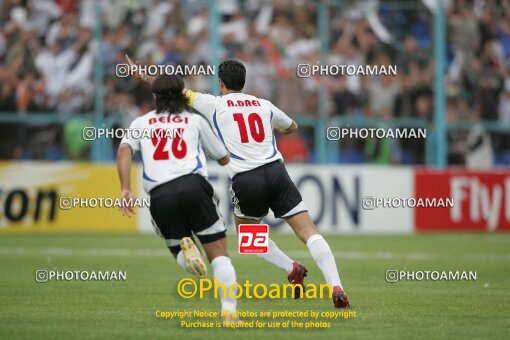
[188,92,293,176]
[121,110,227,193]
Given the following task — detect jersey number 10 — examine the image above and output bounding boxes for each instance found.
[233,113,265,143]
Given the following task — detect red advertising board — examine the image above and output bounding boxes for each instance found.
[415,170,510,231]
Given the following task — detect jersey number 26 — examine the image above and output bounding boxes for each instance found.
[151,128,187,160]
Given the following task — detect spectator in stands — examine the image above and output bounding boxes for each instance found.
[448,0,480,64]
[396,35,427,72]
[499,79,510,124]
[332,76,358,116]
[0,0,508,165]
[366,72,401,118]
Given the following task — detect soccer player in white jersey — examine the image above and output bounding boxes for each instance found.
[126,57,350,308]
[116,74,240,321]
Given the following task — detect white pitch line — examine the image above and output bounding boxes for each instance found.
[286,251,434,260]
[0,247,167,257]
[0,247,508,261]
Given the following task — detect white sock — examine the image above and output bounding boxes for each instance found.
[307,234,343,288]
[176,250,190,273]
[211,256,237,313]
[257,238,294,273]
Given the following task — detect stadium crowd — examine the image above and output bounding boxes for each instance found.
[0,0,508,165]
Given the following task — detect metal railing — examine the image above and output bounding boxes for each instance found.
[1,111,507,165]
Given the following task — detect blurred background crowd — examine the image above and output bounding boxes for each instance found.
[0,0,509,166]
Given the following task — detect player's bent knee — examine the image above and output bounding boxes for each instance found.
[196,230,226,245]
[285,212,319,243]
[200,233,228,261]
[234,215,262,225]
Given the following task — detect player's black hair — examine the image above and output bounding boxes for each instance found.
[151,74,188,114]
[218,59,246,91]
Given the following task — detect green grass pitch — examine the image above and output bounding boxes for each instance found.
[0,233,509,339]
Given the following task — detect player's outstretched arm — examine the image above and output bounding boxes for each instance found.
[124,55,216,121]
[125,55,155,84]
[116,143,135,217]
[126,54,200,100]
[126,54,196,94]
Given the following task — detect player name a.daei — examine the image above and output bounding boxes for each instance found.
[226,99,261,107]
